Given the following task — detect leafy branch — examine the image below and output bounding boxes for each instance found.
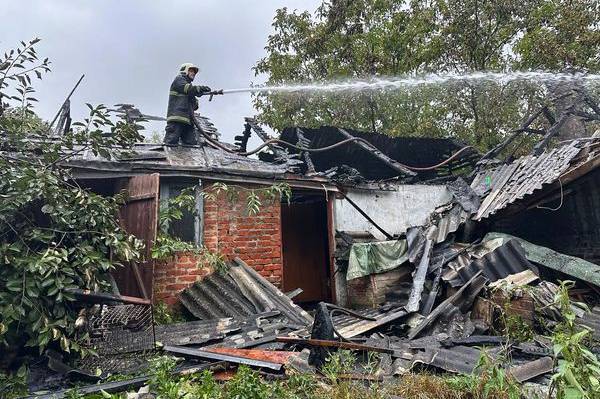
[0,39,145,358]
[549,280,600,398]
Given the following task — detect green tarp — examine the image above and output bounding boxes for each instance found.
[485,232,600,287]
[347,239,408,280]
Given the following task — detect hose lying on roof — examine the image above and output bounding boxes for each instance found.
[192,117,473,172]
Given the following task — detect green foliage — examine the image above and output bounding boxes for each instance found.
[0,365,28,399]
[550,281,600,399]
[151,187,227,274]
[475,349,520,399]
[0,38,50,118]
[187,369,222,399]
[153,301,186,325]
[145,130,163,144]
[321,349,357,398]
[224,365,276,399]
[443,349,521,399]
[0,39,144,356]
[254,1,600,152]
[201,182,292,216]
[147,356,193,399]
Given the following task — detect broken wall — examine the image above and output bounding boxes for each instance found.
[334,184,452,239]
[154,183,283,305]
[334,184,452,306]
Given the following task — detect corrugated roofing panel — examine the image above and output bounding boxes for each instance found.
[180,260,313,327]
[485,232,600,287]
[443,239,537,287]
[412,345,500,375]
[472,141,585,220]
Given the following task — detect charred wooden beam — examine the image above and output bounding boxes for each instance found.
[234,123,252,152]
[295,127,316,174]
[244,117,288,160]
[575,111,600,121]
[533,95,582,155]
[336,128,417,177]
[542,107,556,125]
[478,106,547,163]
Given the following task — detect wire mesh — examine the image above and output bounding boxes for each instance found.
[86,304,155,355]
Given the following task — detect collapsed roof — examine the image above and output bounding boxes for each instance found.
[276,126,480,182]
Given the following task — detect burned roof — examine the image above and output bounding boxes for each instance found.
[278,126,480,181]
[64,142,335,188]
[471,138,600,220]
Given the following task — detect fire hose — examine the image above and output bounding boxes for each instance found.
[195,91,473,172]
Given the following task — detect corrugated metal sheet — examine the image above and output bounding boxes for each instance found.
[155,318,240,346]
[471,141,583,220]
[180,260,313,327]
[443,239,537,287]
[579,306,600,339]
[485,232,600,287]
[412,345,501,375]
[431,203,470,243]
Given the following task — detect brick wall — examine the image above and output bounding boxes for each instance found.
[153,182,283,304]
[154,253,213,306]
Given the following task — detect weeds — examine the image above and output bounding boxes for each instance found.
[224,365,277,399]
[473,349,520,399]
[0,365,28,399]
[549,281,600,399]
[153,302,186,325]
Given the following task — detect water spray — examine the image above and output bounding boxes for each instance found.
[219,71,600,96]
[197,71,599,171]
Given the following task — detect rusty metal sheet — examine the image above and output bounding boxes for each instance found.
[164,345,284,370]
[205,347,298,365]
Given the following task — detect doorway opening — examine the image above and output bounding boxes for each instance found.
[281,191,332,303]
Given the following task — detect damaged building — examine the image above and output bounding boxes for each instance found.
[61,115,482,308]
[10,90,600,396]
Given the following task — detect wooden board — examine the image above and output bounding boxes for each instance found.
[113,173,159,298]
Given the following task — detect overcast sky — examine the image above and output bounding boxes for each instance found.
[1,0,320,143]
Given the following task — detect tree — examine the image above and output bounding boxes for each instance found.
[254,0,600,152]
[0,39,144,356]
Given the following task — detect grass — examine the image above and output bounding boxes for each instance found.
[53,351,533,399]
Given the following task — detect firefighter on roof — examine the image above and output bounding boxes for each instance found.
[164,63,212,145]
